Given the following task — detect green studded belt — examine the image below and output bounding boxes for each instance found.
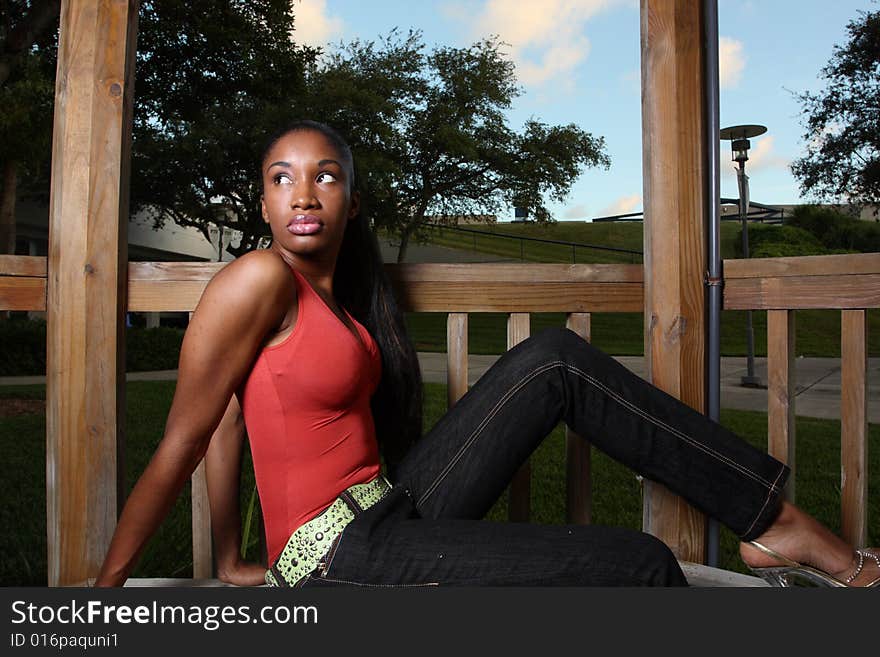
[265,475,392,587]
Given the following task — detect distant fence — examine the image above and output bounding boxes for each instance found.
[420,222,644,264]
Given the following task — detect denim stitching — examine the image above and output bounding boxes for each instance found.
[418,358,781,511]
[315,577,439,588]
[416,362,561,508]
[564,363,781,491]
[741,462,788,539]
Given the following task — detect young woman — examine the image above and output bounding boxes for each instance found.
[96,121,878,588]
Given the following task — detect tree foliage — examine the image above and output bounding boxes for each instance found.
[791,8,880,211]
[313,31,610,261]
[0,0,59,87]
[0,0,57,254]
[788,204,880,253]
[132,0,316,256]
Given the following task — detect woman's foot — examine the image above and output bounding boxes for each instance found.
[739,501,879,586]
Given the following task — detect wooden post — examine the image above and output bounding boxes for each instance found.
[640,0,708,563]
[46,0,138,586]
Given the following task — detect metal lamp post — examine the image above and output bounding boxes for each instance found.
[720,124,767,388]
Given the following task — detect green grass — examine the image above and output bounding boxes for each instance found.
[405,309,880,357]
[2,381,877,585]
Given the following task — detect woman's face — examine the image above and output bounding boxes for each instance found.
[261,129,359,262]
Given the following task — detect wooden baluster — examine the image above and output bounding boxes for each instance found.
[447,313,469,407]
[189,309,213,579]
[767,309,796,501]
[841,309,868,547]
[191,460,213,579]
[507,313,531,521]
[565,313,592,524]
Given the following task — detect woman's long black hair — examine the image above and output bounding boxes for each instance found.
[261,120,423,475]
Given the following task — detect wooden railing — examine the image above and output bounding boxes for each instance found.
[723,253,879,547]
[1,253,876,577]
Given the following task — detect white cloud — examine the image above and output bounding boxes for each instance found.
[455,0,630,87]
[564,203,591,220]
[741,135,788,172]
[290,0,343,48]
[719,37,745,89]
[599,194,641,217]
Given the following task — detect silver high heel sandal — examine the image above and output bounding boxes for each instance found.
[746,541,880,587]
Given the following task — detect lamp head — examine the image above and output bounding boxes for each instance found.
[732,138,750,164]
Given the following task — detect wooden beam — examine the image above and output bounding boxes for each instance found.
[0,254,48,276]
[45,0,137,586]
[640,0,707,563]
[723,274,880,310]
[127,262,646,313]
[387,263,644,313]
[0,255,48,311]
[388,263,645,283]
[723,252,880,279]
[0,277,46,311]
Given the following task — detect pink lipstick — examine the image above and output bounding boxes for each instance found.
[287,214,323,236]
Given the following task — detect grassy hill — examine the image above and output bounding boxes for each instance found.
[417,219,745,263]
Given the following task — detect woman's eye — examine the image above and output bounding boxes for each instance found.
[316,172,337,184]
[273,173,293,185]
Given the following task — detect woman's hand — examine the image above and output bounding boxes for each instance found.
[216,559,268,586]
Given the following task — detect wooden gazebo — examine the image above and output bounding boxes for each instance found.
[0,0,875,587]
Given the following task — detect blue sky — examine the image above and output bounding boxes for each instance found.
[292,0,873,221]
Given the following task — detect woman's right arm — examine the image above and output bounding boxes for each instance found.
[94,252,294,586]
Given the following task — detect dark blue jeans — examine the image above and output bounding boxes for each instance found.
[304,328,790,587]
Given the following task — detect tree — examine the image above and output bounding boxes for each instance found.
[133,11,608,262]
[0,0,57,255]
[312,32,610,262]
[0,0,59,88]
[791,8,880,212]
[131,0,317,257]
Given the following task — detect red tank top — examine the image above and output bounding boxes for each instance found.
[240,267,382,563]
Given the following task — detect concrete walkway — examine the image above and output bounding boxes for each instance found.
[418,353,880,423]
[3,354,877,422]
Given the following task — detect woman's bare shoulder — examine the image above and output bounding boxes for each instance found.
[208,249,294,296]
[192,249,296,329]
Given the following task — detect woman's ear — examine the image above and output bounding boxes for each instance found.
[348,191,361,220]
[261,196,269,223]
